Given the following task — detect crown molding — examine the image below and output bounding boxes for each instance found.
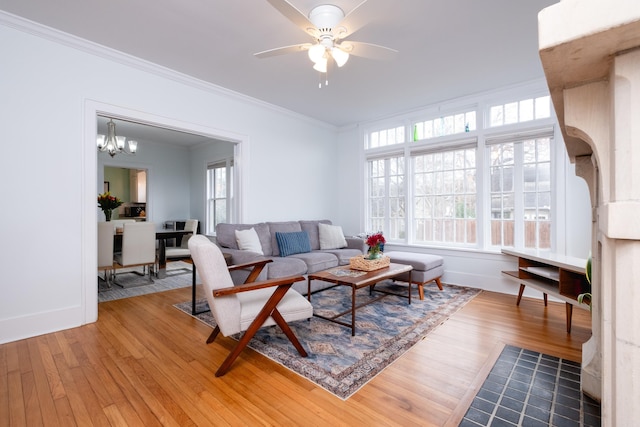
[0,10,336,131]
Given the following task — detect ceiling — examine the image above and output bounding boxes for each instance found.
[2,0,557,128]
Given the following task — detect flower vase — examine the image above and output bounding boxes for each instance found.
[104,209,112,221]
[367,246,383,260]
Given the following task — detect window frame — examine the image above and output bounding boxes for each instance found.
[206,158,234,235]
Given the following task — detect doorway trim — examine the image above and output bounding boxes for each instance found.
[83,99,247,324]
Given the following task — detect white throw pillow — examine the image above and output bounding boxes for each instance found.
[235,228,264,254]
[318,223,347,250]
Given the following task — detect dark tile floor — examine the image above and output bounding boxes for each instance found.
[459,345,601,427]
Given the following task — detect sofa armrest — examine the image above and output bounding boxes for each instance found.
[219,248,267,265]
[345,237,367,253]
[219,247,270,284]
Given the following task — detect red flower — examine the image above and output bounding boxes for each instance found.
[366,233,386,247]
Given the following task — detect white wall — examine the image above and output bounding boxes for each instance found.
[0,18,338,344]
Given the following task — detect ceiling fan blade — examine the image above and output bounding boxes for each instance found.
[266,0,317,36]
[333,0,370,38]
[339,41,398,60]
[254,43,312,58]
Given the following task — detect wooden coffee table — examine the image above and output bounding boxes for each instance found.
[307,263,413,336]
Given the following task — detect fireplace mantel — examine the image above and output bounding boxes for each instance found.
[539,1,640,425]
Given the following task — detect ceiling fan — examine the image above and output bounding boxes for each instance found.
[254,0,398,75]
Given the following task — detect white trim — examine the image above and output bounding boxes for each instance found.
[84,100,247,323]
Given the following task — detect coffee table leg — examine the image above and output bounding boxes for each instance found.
[352,285,357,336]
[408,270,412,304]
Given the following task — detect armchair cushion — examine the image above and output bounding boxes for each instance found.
[276,231,311,257]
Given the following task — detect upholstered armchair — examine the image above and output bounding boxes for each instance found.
[188,235,313,376]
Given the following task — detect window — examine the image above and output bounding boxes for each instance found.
[413,110,476,141]
[364,90,556,252]
[488,95,551,128]
[487,134,552,249]
[489,143,515,246]
[206,160,233,234]
[367,126,405,149]
[413,148,477,245]
[367,156,405,239]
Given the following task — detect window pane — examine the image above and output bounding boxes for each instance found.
[504,102,518,124]
[412,148,476,245]
[490,105,503,127]
[520,99,534,122]
[535,96,551,119]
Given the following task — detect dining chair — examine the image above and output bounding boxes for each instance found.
[161,219,199,276]
[97,221,115,288]
[113,222,156,285]
[188,235,313,376]
[166,219,198,260]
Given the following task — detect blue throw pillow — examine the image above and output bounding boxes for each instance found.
[276,231,311,257]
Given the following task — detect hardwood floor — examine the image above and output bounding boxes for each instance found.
[0,286,592,426]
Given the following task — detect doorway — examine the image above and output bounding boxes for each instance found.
[88,103,245,317]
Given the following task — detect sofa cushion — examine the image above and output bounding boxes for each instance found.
[268,221,302,256]
[276,231,311,257]
[300,219,331,250]
[234,228,263,254]
[321,248,364,266]
[266,257,308,279]
[318,223,347,250]
[289,251,338,273]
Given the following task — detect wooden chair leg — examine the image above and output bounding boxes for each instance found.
[271,308,307,357]
[418,284,425,300]
[206,325,220,344]
[215,285,292,377]
[434,277,443,290]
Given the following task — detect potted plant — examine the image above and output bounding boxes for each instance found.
[577,255,592,311]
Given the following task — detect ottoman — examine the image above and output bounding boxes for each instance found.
[384,251,444,300]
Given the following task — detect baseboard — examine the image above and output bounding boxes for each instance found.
[0,305,86,344]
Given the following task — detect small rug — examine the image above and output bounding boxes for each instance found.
[459,345,601,427]
[99,261,193,302]
[174,281,481,399]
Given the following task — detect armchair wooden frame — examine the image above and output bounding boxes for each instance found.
[205,259,308,377]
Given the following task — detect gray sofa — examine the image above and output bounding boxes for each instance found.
[215,220,366,294]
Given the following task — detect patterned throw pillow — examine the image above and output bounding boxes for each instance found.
[275,231,311,257]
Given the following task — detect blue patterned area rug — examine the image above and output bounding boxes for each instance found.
[174,281,481,400]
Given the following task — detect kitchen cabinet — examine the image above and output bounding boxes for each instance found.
[129,169,147,203]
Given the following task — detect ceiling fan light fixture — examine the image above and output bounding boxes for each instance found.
[331,46,349,67]
[308,43,326,63]
[313,56,328,73]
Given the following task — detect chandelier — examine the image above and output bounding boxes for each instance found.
[97,119,138,157]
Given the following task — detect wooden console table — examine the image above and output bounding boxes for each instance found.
[501,248,590,333]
